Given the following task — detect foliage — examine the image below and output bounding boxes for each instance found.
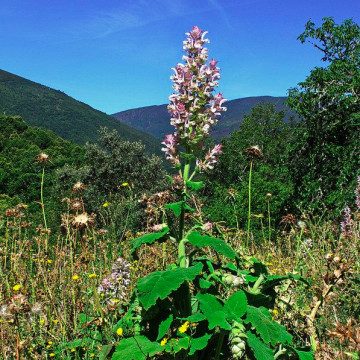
[56,127,166,233]
[287,17,360,211]
[204,103,295,233]
[0,114,83,226]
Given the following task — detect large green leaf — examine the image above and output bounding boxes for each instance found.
[295,349,314,360]
[156,314,173,341]
[196,293,231,330]
[246,331,274,360]
[187,232,237,259]
[112,336,162,360]
[131,227,169,250]
[186,180,204,191]
[224,290,247,321]
[137,263,203,310]
[245,306,293,346]
[166,201,194,216]
[189,333,212,355]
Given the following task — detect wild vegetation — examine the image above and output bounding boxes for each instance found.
[0,18,359,360]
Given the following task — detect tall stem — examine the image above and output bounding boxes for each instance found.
[267,199,271,245]
[178,160,190,268]
[41,166,48,252]
[246,160,253,248]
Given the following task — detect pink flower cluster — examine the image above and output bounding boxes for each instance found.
[162,26,226,168]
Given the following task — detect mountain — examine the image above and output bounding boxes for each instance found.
[112,96,297,140]
[0,69,161,155]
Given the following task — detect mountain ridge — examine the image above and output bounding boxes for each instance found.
[112,96,297,140]
[0,69,162,155]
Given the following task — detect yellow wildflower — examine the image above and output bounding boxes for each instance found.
[178,321,190,333]
[121,182,129,187]
[117,327,123,336]
[71,348,75,352]
[53,319,59,324]
[160,338,168,346]
[90,354,95,358]
[49,354,55,357]
[103,202,110,207]
[47,260,53,264]
[272,309,279,316]
[88,274,97,279]
[12,284,22,291]
[72,275,79,280]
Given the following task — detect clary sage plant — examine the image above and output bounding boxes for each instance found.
[109,26,313,360]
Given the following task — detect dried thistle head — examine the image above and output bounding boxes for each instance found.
[70,199,82,212]
[244,145,263,158]
[4,208,22,218]
[71,212,96,230]
[280,214,297,227]
[36,153,50,164]
[72,182,87,193]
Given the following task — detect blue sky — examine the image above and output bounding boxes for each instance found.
[1,0,359,114]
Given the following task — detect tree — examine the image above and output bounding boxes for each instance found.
[204,103,295,229]
[287,17,360,211]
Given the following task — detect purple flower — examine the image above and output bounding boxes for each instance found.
[163,26,226,169]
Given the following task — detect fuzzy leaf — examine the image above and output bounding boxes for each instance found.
[295,349,314,360]
[245,306,293,346]
[196,293,231,330]
[99,344,113,360]
[112,336,162,360]
[187,232,237,259]
[156,314,173,341]
[246,331,274,360]
[189,333,212,355]
[137,263,203,310]
[186,180,204,191]
[131,227,169,250]
[224,290,247,321]
[165,336,190,353]
[199,278,213,289]
[180,312,207,322]
[166,201,183,216]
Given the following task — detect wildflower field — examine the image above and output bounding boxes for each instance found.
[1,19,360,360]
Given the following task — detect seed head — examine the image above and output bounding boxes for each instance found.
[71,212,95,229]
[72,182,87,193]
[244,145,263,158]
[36,153,50,163]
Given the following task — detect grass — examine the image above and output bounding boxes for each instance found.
[0,181,359,359]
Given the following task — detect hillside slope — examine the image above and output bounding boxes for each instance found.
[113,96,297,140]
[0,69,161,154]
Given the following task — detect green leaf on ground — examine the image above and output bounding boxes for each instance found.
[131,227,169,250]
[224,290,247,321]
[245,306,293,346]
[156,314,173,341]
[196,293,231,330]
[187,232,237,259]
[246,331,274,360]
[112,336,162,360]
[137,263,203,310]
[189,333,212,355]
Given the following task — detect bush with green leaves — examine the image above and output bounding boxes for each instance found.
[203,103,295,237]
[56,127,166,234]
[287,17,360,212]
[106,26,313,360]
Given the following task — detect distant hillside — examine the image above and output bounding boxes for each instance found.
[0,69,161,155]
[113,96,298,140]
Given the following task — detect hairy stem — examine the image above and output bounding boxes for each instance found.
[247,160,253,248]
